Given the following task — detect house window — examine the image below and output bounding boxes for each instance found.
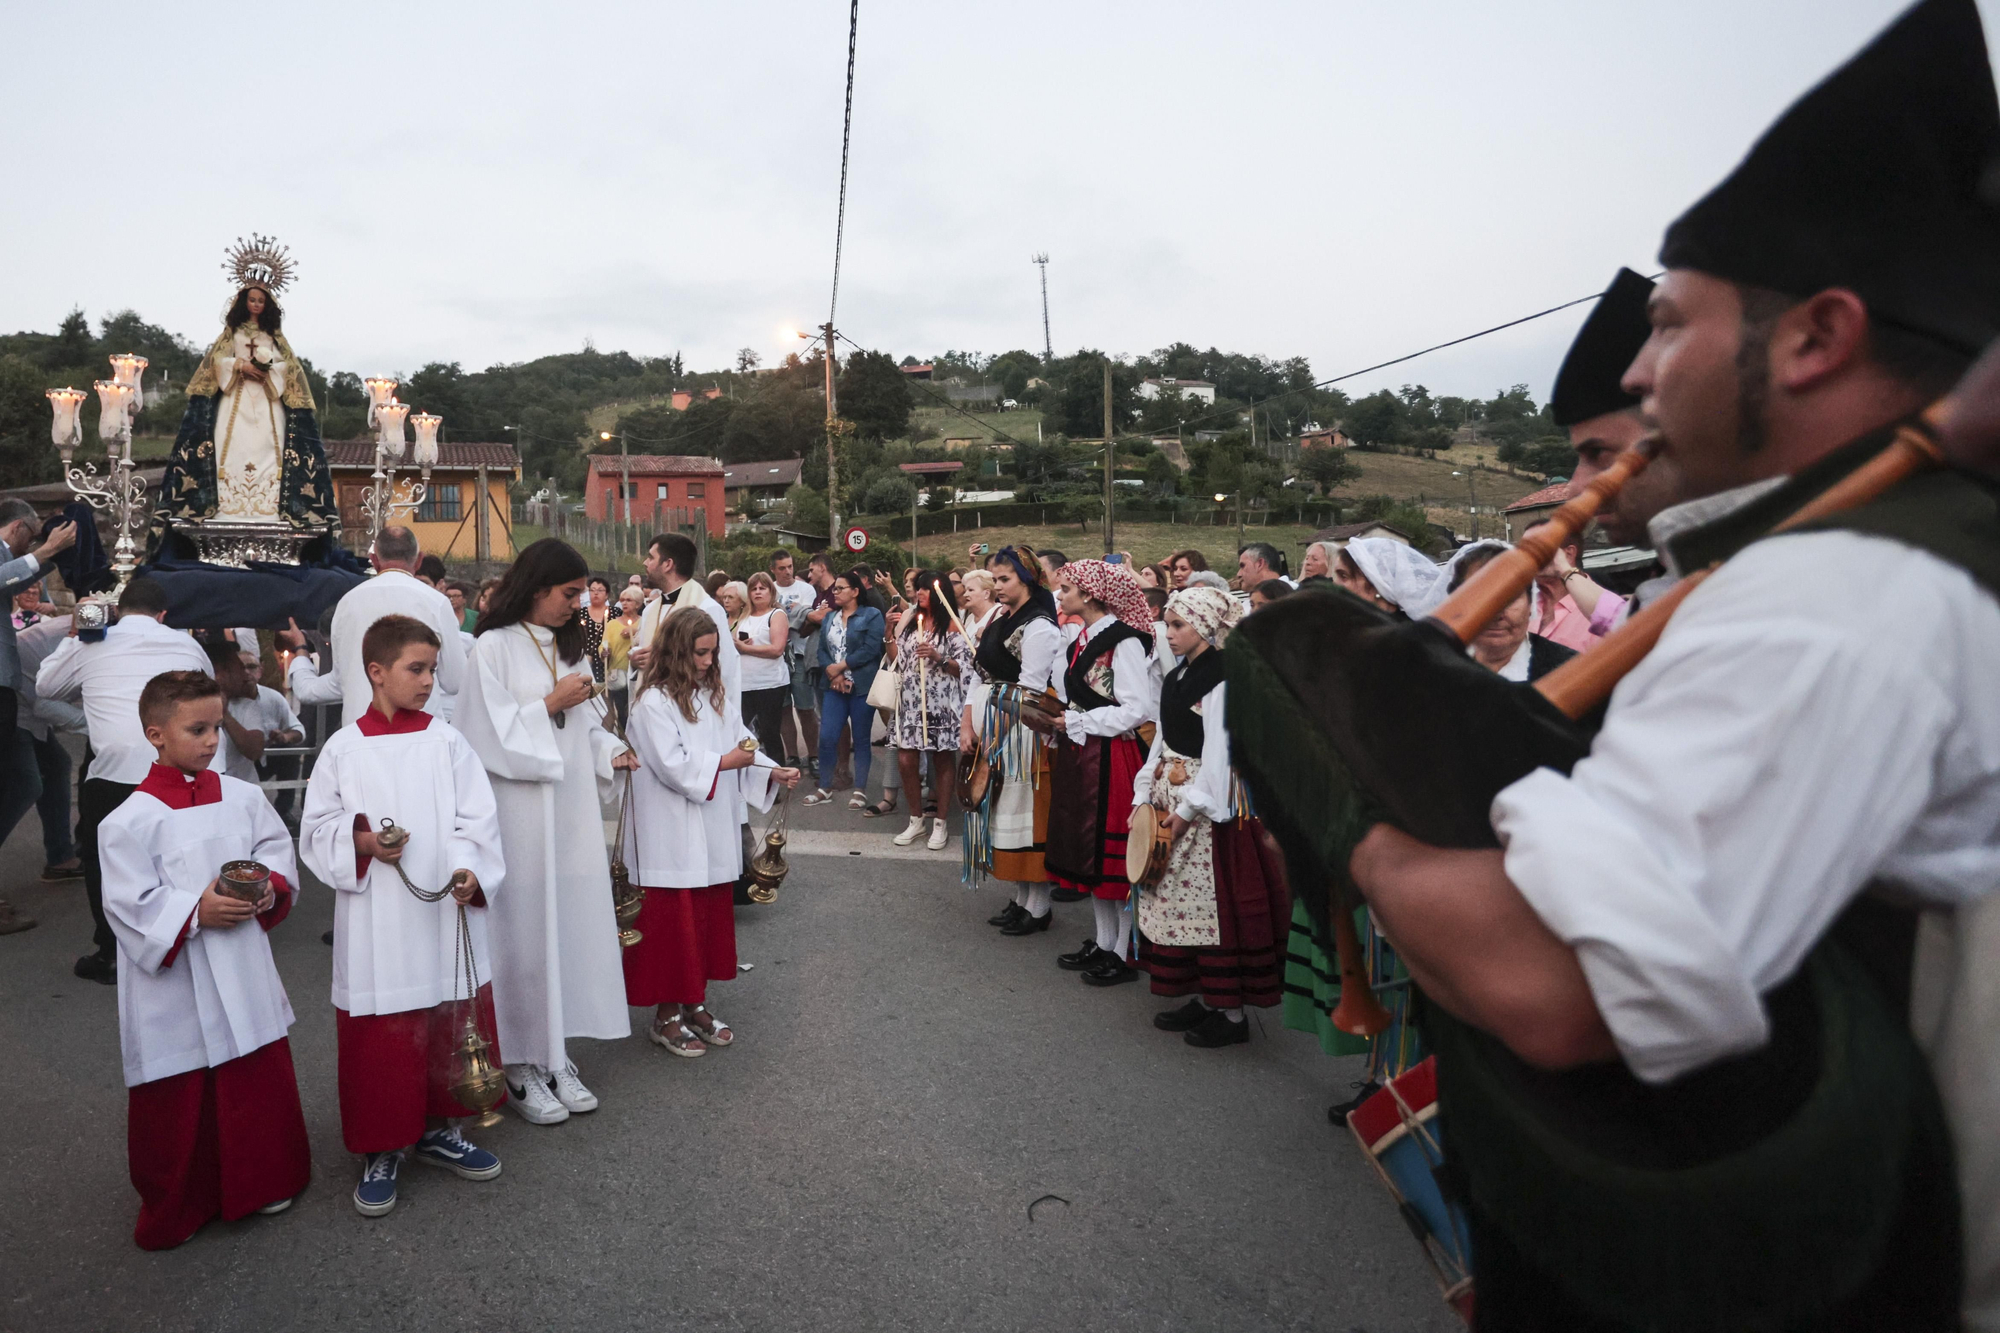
[656,483,669,500]
[417,483,462,523]
[687,482,706,499]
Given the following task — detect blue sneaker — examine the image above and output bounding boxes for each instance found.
[414,1126,502,1181]
[353,1151,402,1217]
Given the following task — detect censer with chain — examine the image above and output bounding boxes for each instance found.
[747,782,791,905]
[607,771,644,947]
[372,818,507,1127]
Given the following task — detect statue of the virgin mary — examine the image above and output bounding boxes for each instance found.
[158,235,338,546]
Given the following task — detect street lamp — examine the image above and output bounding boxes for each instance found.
[1451,469,1479,540]
[601,429,631,526]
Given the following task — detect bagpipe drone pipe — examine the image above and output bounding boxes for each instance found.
[1225,406,1982,1331]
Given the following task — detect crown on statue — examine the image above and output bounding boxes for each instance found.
[221,233,297,296]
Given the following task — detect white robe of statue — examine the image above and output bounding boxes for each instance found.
[213,326,287,520]
[455,623,631,1068]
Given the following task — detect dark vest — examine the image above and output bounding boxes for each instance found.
[976,603,1054,684]
[1159,648,1226,756]
[1063,619,1147,713]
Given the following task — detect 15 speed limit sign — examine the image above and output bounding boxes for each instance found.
[843,526,870,554]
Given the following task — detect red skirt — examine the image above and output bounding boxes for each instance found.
[1140,816,1292,1008]
[621,884,737,1007]
[1046,733,1147,900]
[335,984,504,1155]
[126,1036,312,1251]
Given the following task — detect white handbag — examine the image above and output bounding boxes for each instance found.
[865,664,901,711]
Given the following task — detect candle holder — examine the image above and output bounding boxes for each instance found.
[46,368,147,595]
[357,397,433,553]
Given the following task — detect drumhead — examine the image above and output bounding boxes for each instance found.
[1127,802,1159,885]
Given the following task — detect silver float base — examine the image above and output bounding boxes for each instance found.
[185,520,318,569]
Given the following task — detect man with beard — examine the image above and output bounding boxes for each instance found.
[1346,1,2000,1326]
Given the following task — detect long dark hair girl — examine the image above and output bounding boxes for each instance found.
[474,537,590,663]
[901,567,962,639]
[636,605,726,723]
[224,286,283,334]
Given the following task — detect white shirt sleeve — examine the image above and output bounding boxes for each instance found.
[1492,532,2000,1084]
[289,654,342,706]
[1018,618,1062,694]
[1177,681,1233,824]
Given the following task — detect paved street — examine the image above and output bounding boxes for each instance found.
[1,784,1457,1332]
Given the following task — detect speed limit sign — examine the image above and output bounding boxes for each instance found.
[842,525,870,554]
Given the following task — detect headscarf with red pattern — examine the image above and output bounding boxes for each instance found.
[1062,558,1153,634]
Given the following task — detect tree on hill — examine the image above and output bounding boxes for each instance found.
[988,349,1040,402]
[1040,350,1138,439]
[836,350,911,443]
[1298,446,1362,495]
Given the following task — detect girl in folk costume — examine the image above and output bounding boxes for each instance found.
[622,607,800,1055]
[1131,588,1292,1048]
[100,671,310,1248]
[962,547,1064,933]
[886,569,975,851]
[300,616,507,1218]
[1043,558,1158,985]
[456,539,637,1127]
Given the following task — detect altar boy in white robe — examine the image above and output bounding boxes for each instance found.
[100,670,309,1249]
[455,539,635,1126]
[301,615,507,1219]
[622,607,799,1055]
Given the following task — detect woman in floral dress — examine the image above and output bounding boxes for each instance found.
[886,570,974,851]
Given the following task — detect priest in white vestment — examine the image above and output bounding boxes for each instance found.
[455,540,633,1126]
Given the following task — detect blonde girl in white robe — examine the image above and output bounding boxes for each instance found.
[621,606,799,1056]
[456,539,637,1126]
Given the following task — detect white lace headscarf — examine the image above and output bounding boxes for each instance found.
[1344,538,1448,618]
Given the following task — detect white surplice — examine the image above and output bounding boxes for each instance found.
[328,570,467,730]
[300,715,507,1016]
[99,777,298,1087]
[623,686,777,889]
[455,624,631,1067]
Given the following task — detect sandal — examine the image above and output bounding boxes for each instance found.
[801,789,834,807]
[847,790,869,810]
[648,1015,706,1058]
[861,797,900,818]
[683,1005,734,1047]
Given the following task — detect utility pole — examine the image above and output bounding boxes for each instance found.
[1033,254,1053,366]
[1102,357,1115,556]
[823,322,839,546]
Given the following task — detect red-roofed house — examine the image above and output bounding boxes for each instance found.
[587,454,726,533]
[1502,481,1573,540]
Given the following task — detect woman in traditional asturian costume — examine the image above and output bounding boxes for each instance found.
[456,539,635,1127]
[1130,587,1290,1047]
[1042,558,1157,986]
[621,607,799,1056]
[158,235,338,538]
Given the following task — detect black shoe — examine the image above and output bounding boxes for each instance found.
[1057,939,1105,971]
[987,902,1028,928]
[1050,887,1087,903]
[999,910,1052,936]
[1080,953,1137,987]
[1153,999,1208,1032]
[1327,1081,1382,1126]
[73,951,116,985]
[1185,1007,1250,1047]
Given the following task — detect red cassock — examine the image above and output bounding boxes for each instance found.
[335,985,504,1155]
[621,884,738,1007]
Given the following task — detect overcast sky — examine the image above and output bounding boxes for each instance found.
[0,0,1977,404]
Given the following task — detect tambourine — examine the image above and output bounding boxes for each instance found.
[1126,802,1174,889]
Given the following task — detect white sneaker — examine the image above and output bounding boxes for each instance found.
[893,815,927,846]
[927,819,951,850]
[504,1063,569,1125]
[550,1060,599,1114]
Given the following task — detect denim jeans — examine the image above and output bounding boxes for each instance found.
[32,733,73,864]
[0,725,38,855]
[818,685,875,792]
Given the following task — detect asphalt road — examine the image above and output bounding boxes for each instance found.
[1,780,1458,1333]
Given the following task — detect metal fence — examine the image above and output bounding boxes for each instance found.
[513,502,707,569]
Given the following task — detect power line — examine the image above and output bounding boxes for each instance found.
[828,0,860,328]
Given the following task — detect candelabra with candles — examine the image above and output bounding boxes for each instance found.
[45,350,150,593]
[357,380,438,552]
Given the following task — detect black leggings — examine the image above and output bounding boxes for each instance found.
[741,686,790,760]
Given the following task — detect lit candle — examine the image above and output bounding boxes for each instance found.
[46,387,87,449]
[109,353,148,407]
[363,377,399,428]
[94,381,133,443]
[411,412,441,466]
[376,400,411,458]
